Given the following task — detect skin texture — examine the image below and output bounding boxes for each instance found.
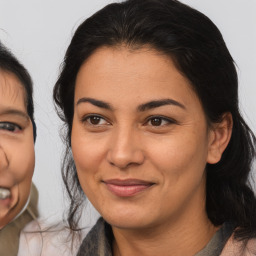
[71,46,232,255]
[0,70,34,229]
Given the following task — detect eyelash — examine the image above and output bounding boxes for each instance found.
[82,115,110,126]
[0,122,22,132]
[81,114,177,127]
[144,116,177,127]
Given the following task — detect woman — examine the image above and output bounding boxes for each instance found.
[0,42,38,255]
[53,0,256,255]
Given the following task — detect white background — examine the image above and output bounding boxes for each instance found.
[0,0,255,225]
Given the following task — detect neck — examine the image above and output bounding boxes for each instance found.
[112,203,218,256]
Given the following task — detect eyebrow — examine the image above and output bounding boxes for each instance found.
[137,99,185,111]
[0,108,29,121]
[77,97,113,110]
[76,97,185,111]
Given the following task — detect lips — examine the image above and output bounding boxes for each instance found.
[0,186,18,209]
[103,179,154,197]
[0,187,12,208]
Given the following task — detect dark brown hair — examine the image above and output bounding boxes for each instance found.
[54,0,256,241]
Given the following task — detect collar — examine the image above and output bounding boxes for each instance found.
[77,217,113,256]
[77,218,234,256]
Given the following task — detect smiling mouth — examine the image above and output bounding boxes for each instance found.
[103,179,154,197]
[0,188,11,200]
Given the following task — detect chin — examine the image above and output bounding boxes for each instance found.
[102,210,154,230]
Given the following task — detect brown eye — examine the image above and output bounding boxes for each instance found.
[146,116,176,127]
[84,115,109,126]
[89,116,101,125]
[150,118,162,126]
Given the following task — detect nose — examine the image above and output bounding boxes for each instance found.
[107,127,145,169]
[0,146,8,171]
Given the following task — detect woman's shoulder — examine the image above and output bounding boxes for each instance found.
[18,219,90,256]
[221,235,256,256]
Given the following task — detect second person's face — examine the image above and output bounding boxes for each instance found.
[0,70,35,228]
[71,46,215,231]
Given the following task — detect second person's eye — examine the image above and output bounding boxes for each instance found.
[0,122,21,132]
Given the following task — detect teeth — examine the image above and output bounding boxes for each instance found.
[0,188,11,199]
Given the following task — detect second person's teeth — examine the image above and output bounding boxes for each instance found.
[0,188,11,199]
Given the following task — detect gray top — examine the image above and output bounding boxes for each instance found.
[77,218,234,256]
[195,222,234,256]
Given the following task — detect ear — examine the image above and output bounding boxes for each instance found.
[207,112,233,164]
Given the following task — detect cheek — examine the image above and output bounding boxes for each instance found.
[9,140,35,182]
[73,142,103,169]
[2,138,35,223]
[13,144,35,207]
[148,130,209,184]
[16,151,34,221]
[71,124,112,205]
[71,127,100,193]
[72,140,99,203]
[71,123,107,173]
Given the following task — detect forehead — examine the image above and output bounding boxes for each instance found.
[0,70,26,110]
[75,46,199,106]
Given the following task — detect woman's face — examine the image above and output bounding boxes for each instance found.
[0,70,35,228]
[72,47,217,230]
